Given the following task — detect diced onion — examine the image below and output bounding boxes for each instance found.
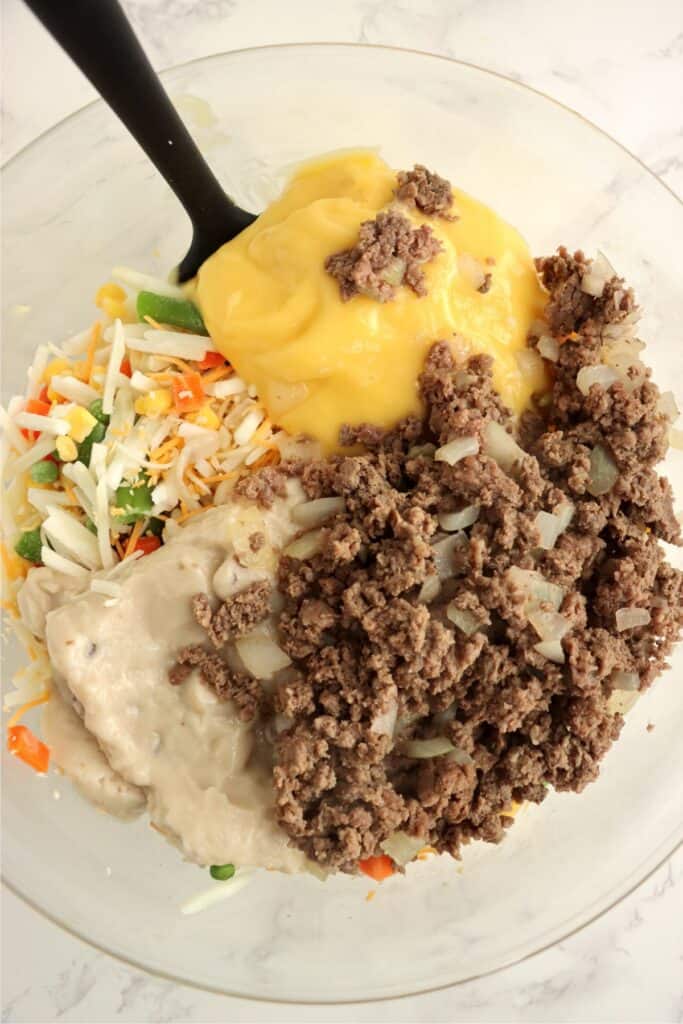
[657,391,679,421]
[458,253,487,291]
[434,436,479,466]
[371,698,398,738]
[587,444,618,497]
[615,607,651,631]
[601,337,644,370]
[404,737,455,759]
[670,427,683,451]
[534,502,574,551]
[611,670,640,691]
[602,310,641,344]
[580,251,614,298]
[447,746,474,767]
[380,831,425,867]
[554,501,575,534]
[537,335,560,362]
[533,639,565,664]
[483,420,524,474]
[380,257,407,287]
[417,574,441,604]
[507,566,564,611]
[431,533,466,579]
[432,702,458,725]
[407,443,437,459]
[273,713,293,735]
[534,511,560,550]
[527,609,570,641]
[235,629,291,679]
[446,604,481,636]
[608,690,639,715]
[292,497,345,528]
[438,505,479,532]
[284,529,324,561]
[515,348,544,378]
[576,365,620,396]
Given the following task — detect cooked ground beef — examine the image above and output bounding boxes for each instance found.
[268,251,682,872]
[191,583,271,647]
[395,165,457,220]
[325,210,443,302]
[169,645,263,722]
[233,466,289,509]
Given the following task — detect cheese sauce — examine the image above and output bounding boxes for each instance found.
[197,151,547,451]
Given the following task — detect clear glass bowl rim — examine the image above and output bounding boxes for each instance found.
[1,40,681,1006]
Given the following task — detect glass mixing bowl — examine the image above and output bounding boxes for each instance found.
[2,44,682,1003]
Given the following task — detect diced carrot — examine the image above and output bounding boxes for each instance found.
[38,385,50,404]
[20,397,52,440]
[27,398,51,416]
[172,370,204,414]
[197,350,226,370]
[120,357,132,378]
[7,725,50,773]
[359,855,395,882]
[133,535,161,556]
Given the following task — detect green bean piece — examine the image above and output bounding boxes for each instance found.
[114,476,153,524]
[147,517,164,537]
[77,420,106,467]
[136,291,207,335]
[88,398,110,426]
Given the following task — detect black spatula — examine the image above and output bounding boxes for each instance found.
[24,0,257,281]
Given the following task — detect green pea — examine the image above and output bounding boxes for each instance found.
[14,528,42,564]
[209,864,235,881]
[30,459,59,484]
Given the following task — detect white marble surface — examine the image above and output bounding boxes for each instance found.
[2,0,682,1020]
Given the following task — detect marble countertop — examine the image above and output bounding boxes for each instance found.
[2,0,682,1020]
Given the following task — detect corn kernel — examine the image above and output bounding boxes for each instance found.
[134,389,172,417]
[95,282,126,306]
[56,436,78,462]
[42,358,71,383]
[101,297,130,321]
[65,406,97,443]
[189,403,220,430]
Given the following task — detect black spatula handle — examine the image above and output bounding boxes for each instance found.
[24,0,255,280]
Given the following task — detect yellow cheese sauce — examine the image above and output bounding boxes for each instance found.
[197,151,547,452]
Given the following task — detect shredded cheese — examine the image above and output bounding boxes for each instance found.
[103,318,126,416]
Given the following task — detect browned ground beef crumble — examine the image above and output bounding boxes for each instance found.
[325,209,443,302]
[171,249,682,874]
[395,164,457,220]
